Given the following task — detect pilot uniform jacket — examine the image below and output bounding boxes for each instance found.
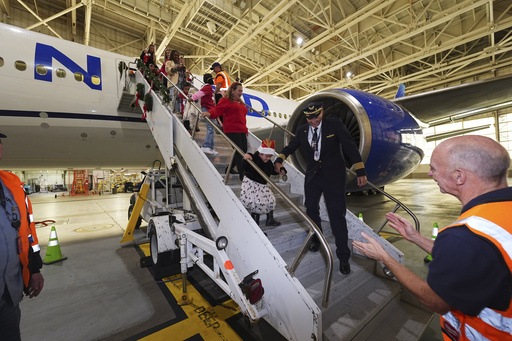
[0,171,42,303]
[277,117,366,186]
[276,117,366,262]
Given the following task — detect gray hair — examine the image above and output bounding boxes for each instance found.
[443,136,510,181]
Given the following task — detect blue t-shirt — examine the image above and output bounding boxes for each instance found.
[427,187,512,316]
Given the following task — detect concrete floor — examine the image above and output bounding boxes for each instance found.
[17,177,469,340]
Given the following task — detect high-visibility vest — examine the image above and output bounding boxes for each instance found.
[0,171,41,287]
[215,70,231,91]
[439,201,512,341]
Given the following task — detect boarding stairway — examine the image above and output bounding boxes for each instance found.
[123,66,433,340]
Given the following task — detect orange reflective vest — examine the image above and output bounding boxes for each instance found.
[0,171,41,287]
[214,70,231,91]
[440,202,512,341]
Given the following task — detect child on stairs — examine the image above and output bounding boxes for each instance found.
[240,139,285,228]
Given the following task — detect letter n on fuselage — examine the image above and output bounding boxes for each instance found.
[34,43,102,90]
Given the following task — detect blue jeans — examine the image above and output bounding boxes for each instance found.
[202,107,215,149]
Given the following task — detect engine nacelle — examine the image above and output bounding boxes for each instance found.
[285,89,426,190]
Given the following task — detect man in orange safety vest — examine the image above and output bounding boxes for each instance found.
[353,135,512,341]
[0,132,44,341]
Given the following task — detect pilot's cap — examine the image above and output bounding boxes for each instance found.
[0,133,6,138]
[210,62,221,70]
[303,102,323,118]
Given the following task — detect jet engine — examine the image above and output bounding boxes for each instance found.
[285,89,426,191]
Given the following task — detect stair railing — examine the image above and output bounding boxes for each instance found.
[346,169,421,234]
[142,68,335,307]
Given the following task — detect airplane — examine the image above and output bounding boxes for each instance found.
[1,22,512,191]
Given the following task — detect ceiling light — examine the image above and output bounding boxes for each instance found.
[296,37,303,45]
[206,21,216,34]
[240,1,246,9]
[346,71,353,78]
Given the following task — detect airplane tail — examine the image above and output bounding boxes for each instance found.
[395,83,406,98]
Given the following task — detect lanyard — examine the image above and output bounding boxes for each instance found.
[0,180,21,230]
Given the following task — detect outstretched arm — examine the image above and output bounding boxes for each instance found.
[386,212,434,254]
[353,232,450,314]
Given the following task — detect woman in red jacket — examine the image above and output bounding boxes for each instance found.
[202,82,247,179]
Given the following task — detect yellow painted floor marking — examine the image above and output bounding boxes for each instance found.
[139,244,242,341]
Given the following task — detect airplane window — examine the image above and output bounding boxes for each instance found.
[273,112,277,117]
[36,65,47,76]
[0,57,4,67]
[15,61,27,71]
[56,68,66,78]
[91,75,101,86]
[74,72,84,82]
[279,113,282,118]
[284,114,288,119]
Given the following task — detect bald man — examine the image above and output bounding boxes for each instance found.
[353,135,512,341]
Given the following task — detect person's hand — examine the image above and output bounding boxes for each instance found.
[243,154,252,161]
[386,212,418,242]
[357,175,367,187]
[202,111,210,118]
[352,232,388,262]
[274,162,284,174]
[26,273,44,298]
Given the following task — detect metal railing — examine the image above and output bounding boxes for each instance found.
[140,65,335,308]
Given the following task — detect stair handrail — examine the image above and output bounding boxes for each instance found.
[202,114,335,308]
[140,68,335,307]
[244,104,295,139]
[345,168,421,234]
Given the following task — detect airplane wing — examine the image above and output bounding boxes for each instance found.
[391,73,512,125]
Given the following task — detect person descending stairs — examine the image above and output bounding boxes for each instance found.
[240,139,284,230]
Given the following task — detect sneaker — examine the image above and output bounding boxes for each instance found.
[210,149,219,155]
[201,146,215,155]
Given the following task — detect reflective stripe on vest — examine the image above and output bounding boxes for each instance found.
[455,216,512,264]
[216,71,231,91]
[440,215,512,340]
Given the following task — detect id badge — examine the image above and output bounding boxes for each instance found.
[314,150,320,161]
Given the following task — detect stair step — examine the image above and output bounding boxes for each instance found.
[351,296,433,341]
[184,116,432,340]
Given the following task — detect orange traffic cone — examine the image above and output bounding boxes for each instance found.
[43,226,68,265]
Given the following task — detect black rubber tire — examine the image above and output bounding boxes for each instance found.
[149,223,173,267]
[128,204,142,229]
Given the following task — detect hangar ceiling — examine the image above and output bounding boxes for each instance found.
[1,0,512,101]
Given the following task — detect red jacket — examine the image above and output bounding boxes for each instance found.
[191,84,215,110]
[0,171,42,287]
[208,98,248,134]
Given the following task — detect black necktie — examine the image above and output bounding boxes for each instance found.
[312,128,318,151]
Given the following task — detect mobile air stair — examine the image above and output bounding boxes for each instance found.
[121,66,434,340]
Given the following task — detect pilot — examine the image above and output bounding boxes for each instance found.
[274,103,367,275]
[0,133,44,340]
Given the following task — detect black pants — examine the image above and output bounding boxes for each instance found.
[225,132,247,174]
[304,169,350,262]
[0,289,21,341]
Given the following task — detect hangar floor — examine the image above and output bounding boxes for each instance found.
[18,177,469,341]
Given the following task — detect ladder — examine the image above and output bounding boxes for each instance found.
[122,67,433,340]
[70,170,88,196]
